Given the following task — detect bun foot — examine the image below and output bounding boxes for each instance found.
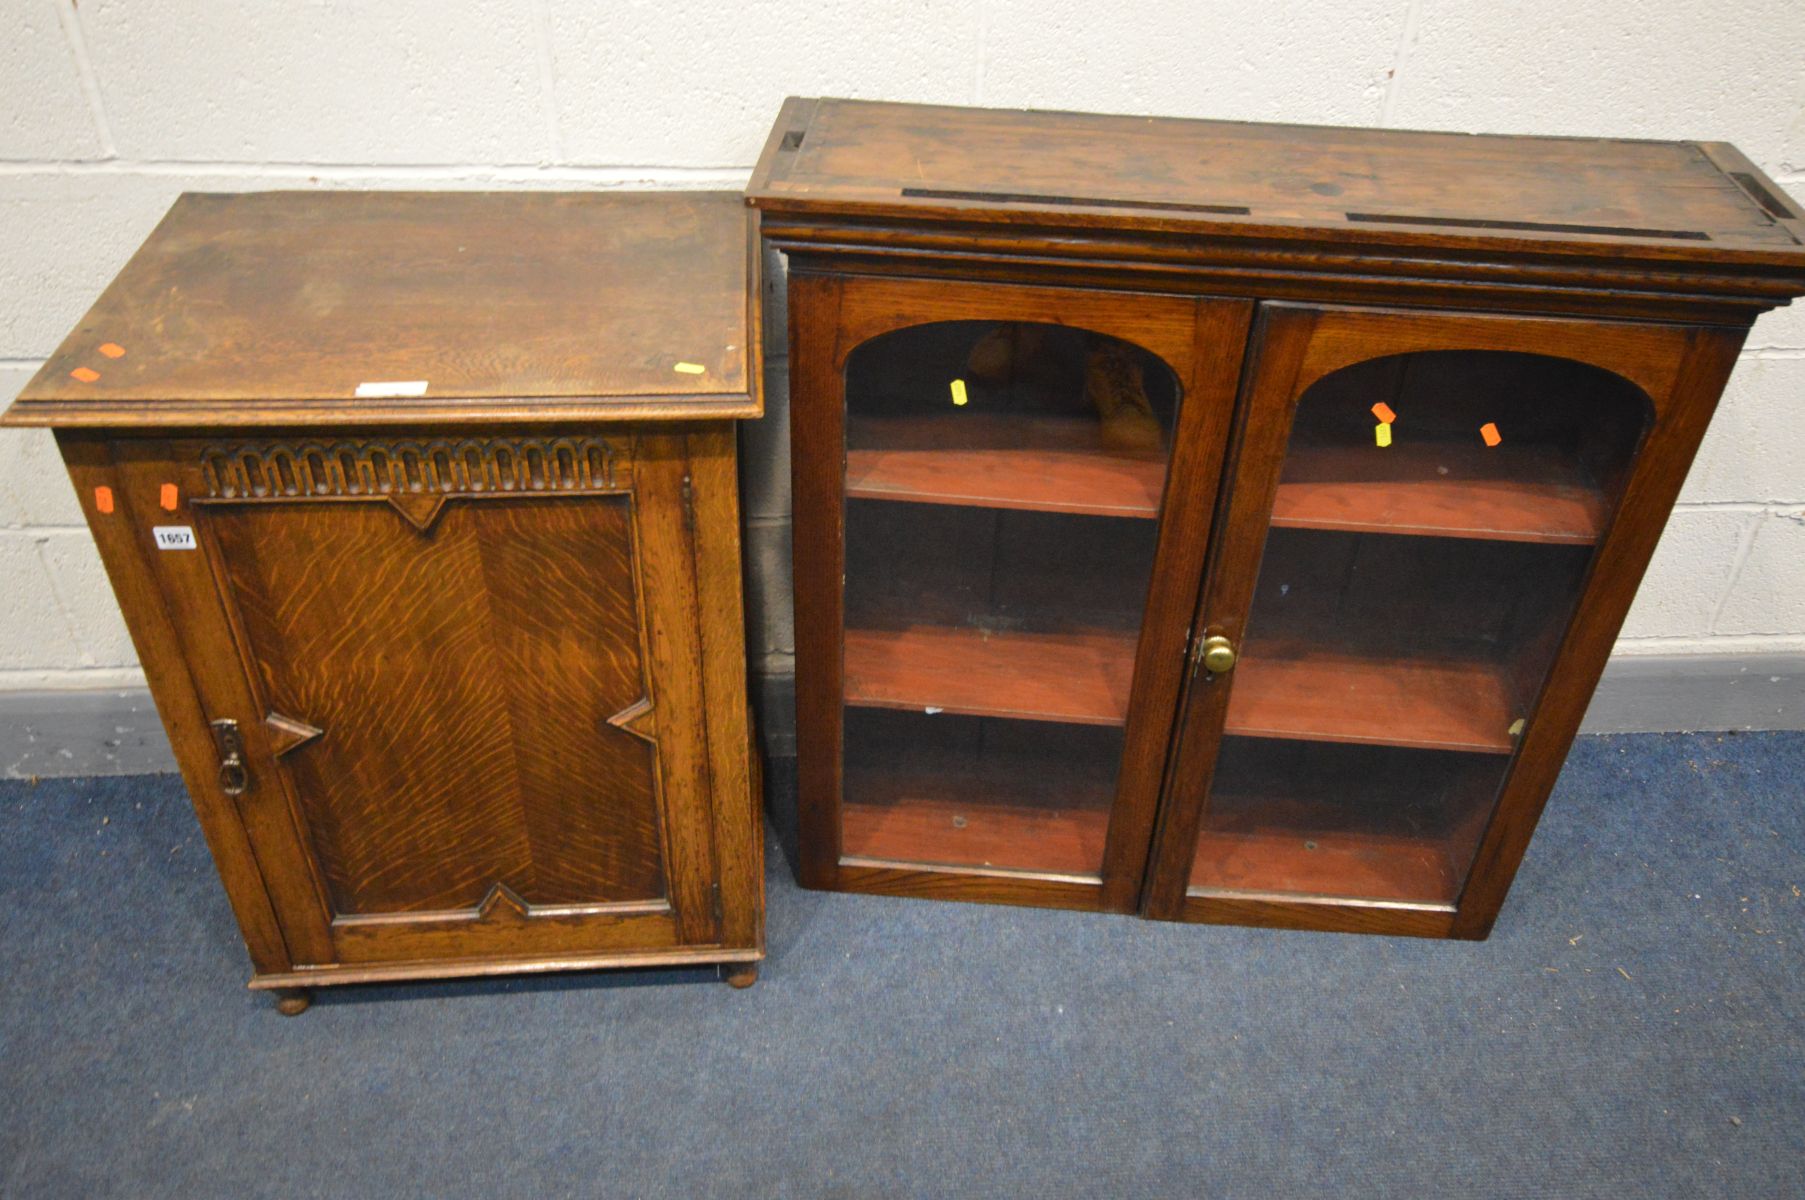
[273,988,312,1016]
[722,963,758,989]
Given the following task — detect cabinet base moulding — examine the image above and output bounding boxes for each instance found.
[247,947,766,991]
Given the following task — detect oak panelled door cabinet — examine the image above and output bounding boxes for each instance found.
[748,99,1805,937]
[1,192,765,1011]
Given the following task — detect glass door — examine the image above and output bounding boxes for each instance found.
[841,320,1179,880]
[1146,304,1673,929]
[794,278,1252,910]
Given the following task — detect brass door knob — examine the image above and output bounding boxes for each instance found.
[1200,635,1237,674]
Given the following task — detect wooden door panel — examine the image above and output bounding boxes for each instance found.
[111,432,720,967]
[205,494,667,915]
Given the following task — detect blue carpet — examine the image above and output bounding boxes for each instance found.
[1,731,1801,1198]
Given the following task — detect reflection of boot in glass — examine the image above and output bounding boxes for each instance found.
[1085,341,1163,452]
[966,322,1047,384]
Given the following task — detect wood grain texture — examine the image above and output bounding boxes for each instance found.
[846,414,1167,517]
[788,272,850,889]
[205,494,666,914]
[840,711,1118,878]
[767,102,1804,938]
[684,423,765,955]
[1180,893,1457,938]
[29,188,762,992]
[752,105,1805,324]
[1142,304,1714,938]
[833,862,1108,911]
[1224,642,1518,754]
[791,271,1250,910]
[751,100,1805,266]
[842,796,1110,878]
[90,427,760,978]
[844,624,1137,726]
[1448,326,1750,937]
[5,191,758,428]
[249,944,763,991]
[54,433,293,975]
[1133,305,1321,923]
[1272,441,1606,544]
[1186,737,1499,906]
[1095,297,1255,910]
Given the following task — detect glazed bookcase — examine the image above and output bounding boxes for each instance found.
[748,98,1805,937]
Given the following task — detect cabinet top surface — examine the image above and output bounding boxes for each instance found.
[747,98,1805,269]
[6,190,757,429]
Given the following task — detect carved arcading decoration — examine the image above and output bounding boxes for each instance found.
[200,437,625,500]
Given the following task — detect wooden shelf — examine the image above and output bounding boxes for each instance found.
[1191,826,1463,905]
[1272,441,1607,545]
[1187,739,1500,905]
[843,796,1110,877]
[842,708,1119,876]
[845,622,1518,753]
[1225,640,1519,754]
[846,414,1167,518]
[843,623,1137,725]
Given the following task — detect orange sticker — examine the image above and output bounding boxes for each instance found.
[70,367,100,383]
[98,343,126,359]
[1371,401,1396,424]
[94,486,115,514]
[159,483,178,511]
[1480,422,1502,447]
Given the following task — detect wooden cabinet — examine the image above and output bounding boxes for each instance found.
[2,192,765,1008]
[749,99,1805,936]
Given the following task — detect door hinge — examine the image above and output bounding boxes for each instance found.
[681,473,695,533]
[711,880,724,926]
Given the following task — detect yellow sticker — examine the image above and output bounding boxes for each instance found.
[673,361,706,375]
[1374,422,1392,447]
[950,378,969,407]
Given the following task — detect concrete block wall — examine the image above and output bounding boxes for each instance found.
[3,0,1803,726]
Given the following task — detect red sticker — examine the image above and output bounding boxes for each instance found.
[94,486,115,514]
[70,367,100,383]
[98,343,126,359]
[159,483,178,511]
[1371,401,1397,424]
[1480,422,1502,447]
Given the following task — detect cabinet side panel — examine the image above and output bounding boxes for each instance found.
[789,273,848,887]
[53,433,293,975]
[686,424,764,952]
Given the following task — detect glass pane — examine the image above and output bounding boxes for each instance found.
[1190,350,1650,905]
[841,320,1182,877]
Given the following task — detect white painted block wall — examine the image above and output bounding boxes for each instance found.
[2,0,1803,699]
